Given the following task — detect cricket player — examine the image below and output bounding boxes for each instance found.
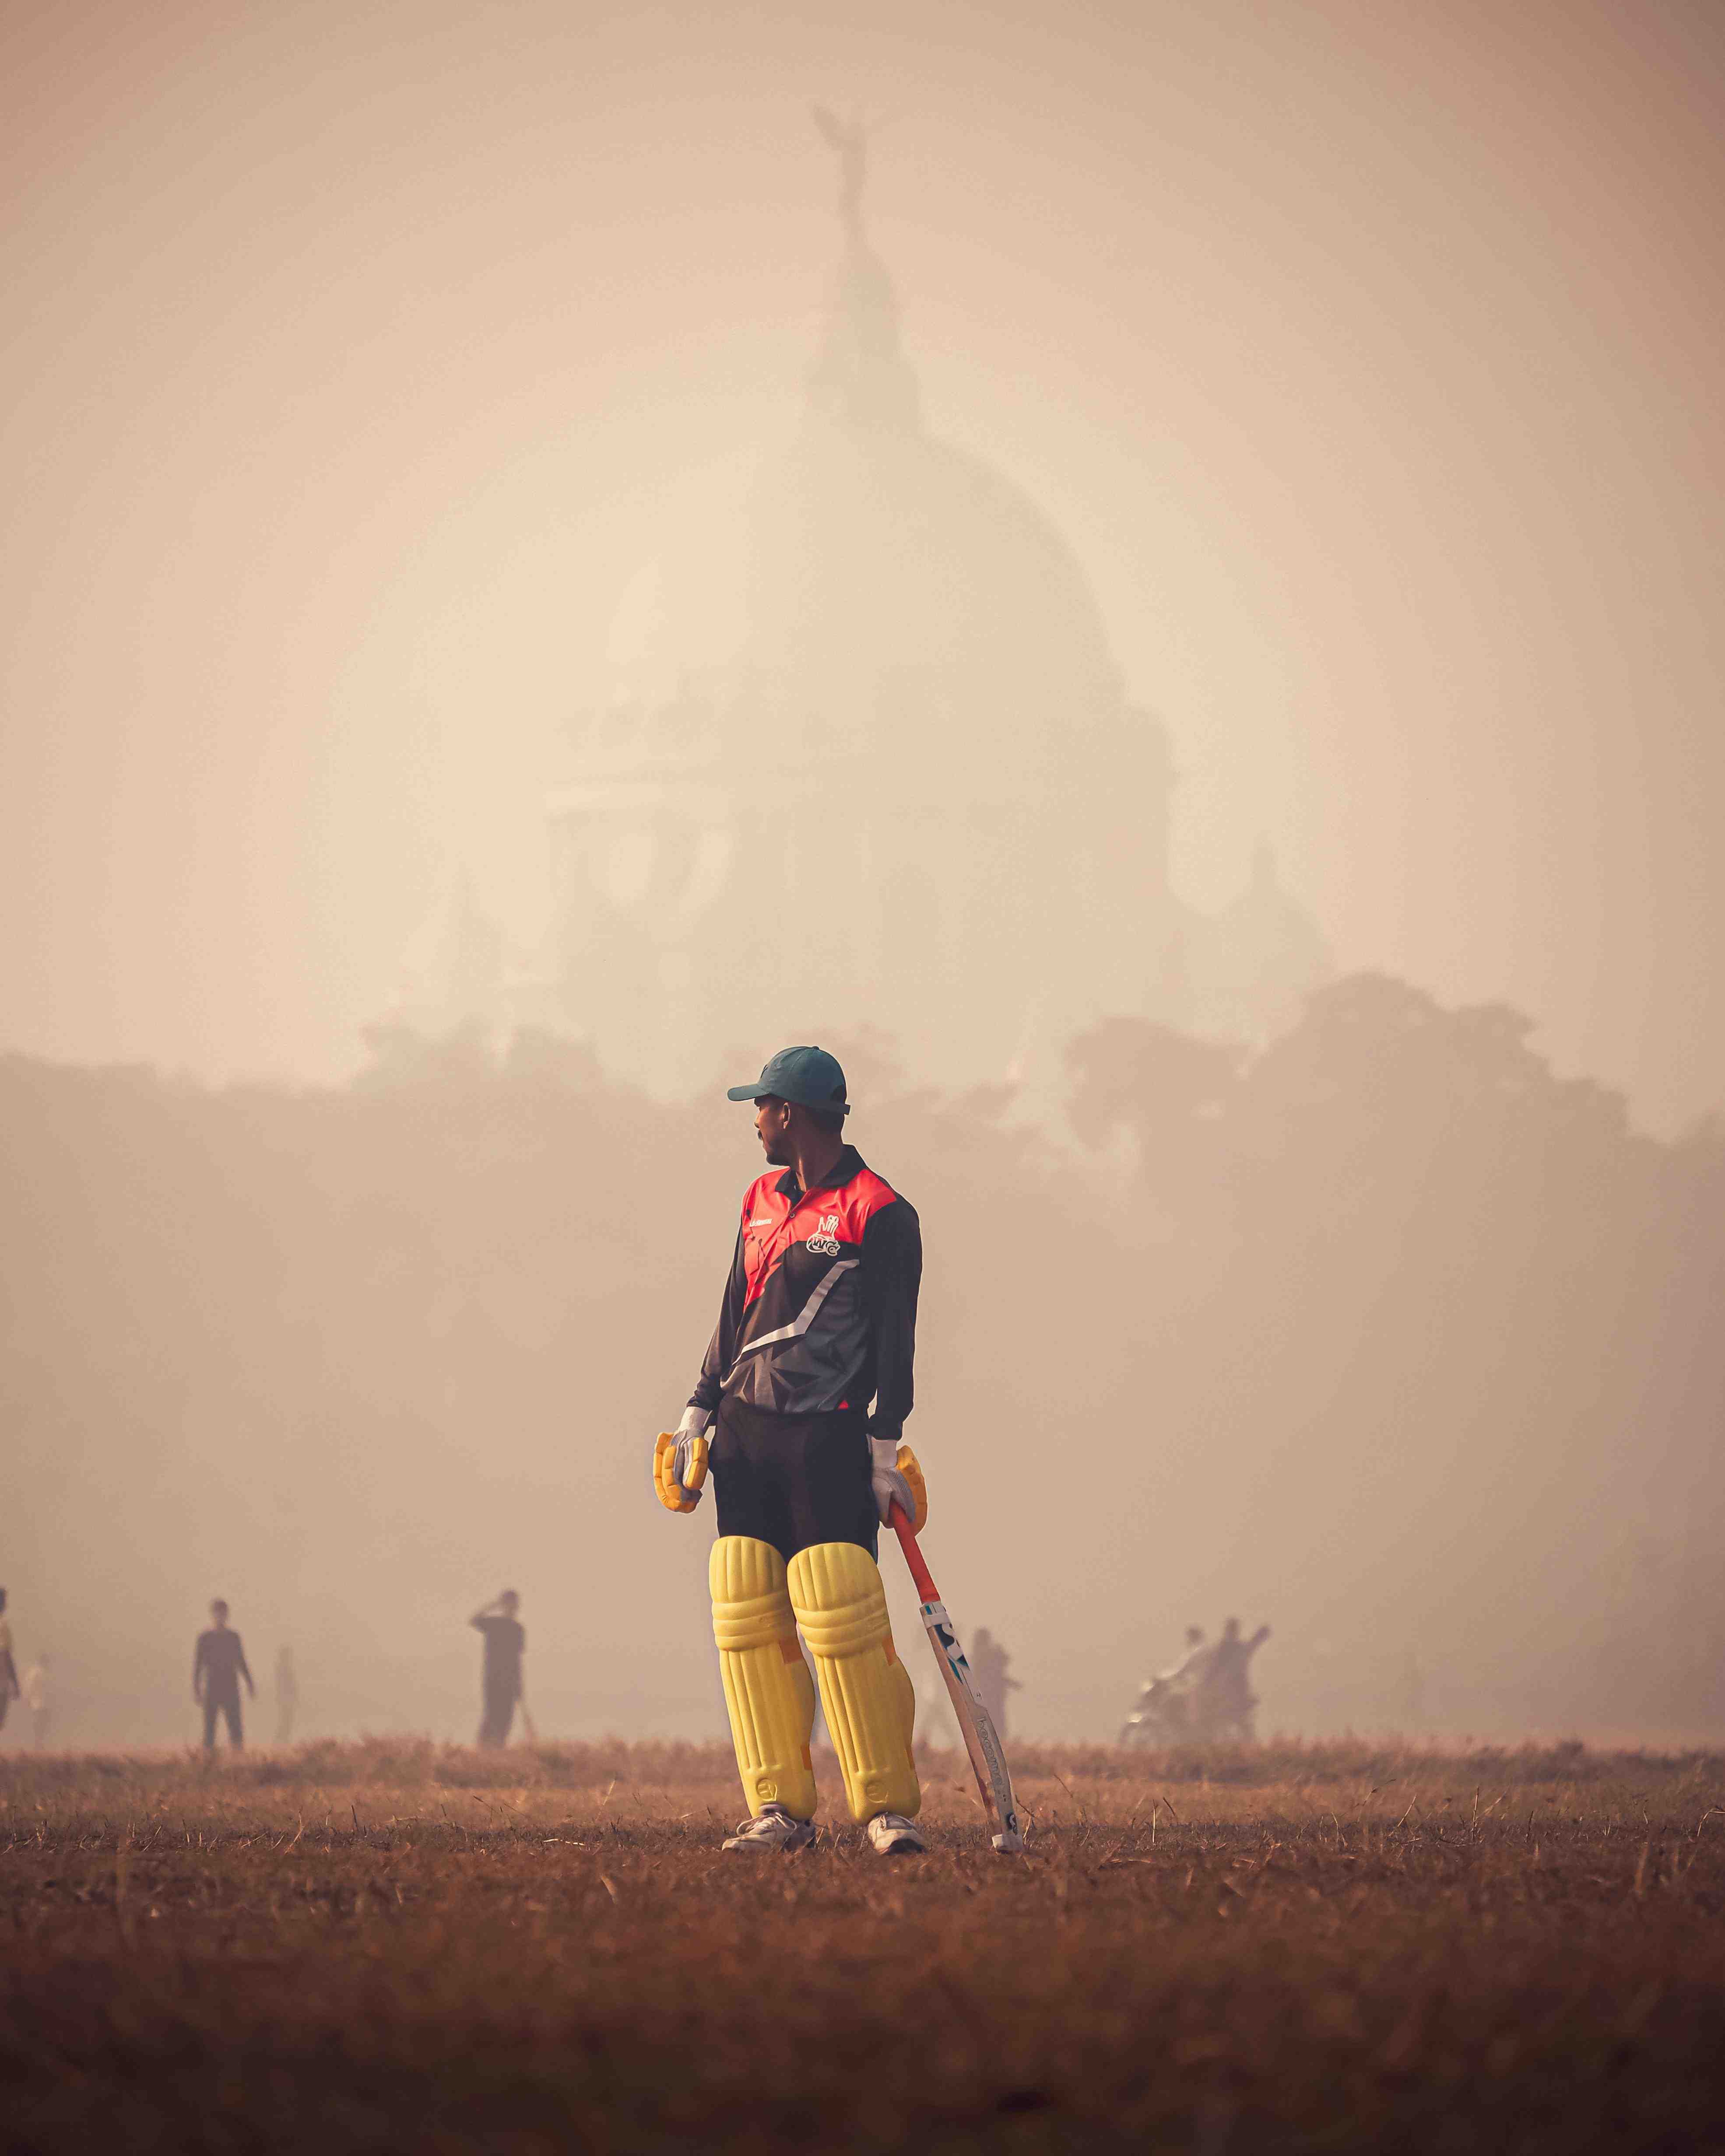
[656,1045,927,1855]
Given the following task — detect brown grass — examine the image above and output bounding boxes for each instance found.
[4,1739,1724,2152]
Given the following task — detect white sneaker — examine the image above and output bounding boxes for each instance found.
[722,1804,815,1853]
[865,1811,927,1855]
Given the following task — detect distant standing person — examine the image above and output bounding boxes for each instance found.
[193,1599,255,1752]
[470,1591,525,1749]
[0,1588,18,1732]
[22,1656,51,1748]
[274,1644,299,1746]
[966,1628,1021,1745]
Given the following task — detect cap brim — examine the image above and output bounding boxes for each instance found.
[724,1082,766,1102]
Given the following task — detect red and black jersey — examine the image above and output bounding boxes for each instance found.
[690,1146,922,1441]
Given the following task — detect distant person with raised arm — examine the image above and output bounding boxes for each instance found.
[1200,1615,1271,1742]
[193,1599,255,1751]
[470,1591,525,1749]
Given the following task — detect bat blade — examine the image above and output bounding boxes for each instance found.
[917,1598,1026,1853]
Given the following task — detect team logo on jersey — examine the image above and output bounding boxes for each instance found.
[806,1213,842,1257]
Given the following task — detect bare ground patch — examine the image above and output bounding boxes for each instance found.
[4,1739,1723,2152]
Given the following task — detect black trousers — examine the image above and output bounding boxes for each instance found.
[710,1399,878,1564]
[203,1690,242,1750]
[478,1683,517,1749]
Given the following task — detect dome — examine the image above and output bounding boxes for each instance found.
[739,412,1121,705]
[541,136,1188,1103]
[582,227,1124,807]
[394,123,1331,1111]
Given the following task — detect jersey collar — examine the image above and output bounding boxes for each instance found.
[774,1143,863,1201]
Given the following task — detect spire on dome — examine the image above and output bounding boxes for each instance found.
[812,107,868,242]
[806,108,922,432]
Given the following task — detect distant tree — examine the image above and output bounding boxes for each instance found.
[1065,1018,1244,1238]
[5,975,1724,1742]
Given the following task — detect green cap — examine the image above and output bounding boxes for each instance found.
[725,1045,849,1114]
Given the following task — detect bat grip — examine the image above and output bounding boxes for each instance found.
[888,1500,940,1604]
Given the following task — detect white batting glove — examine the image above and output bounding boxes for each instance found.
[673,1406,712,1494]
[869,1435,916,1526]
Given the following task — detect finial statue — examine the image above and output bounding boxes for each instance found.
[812,106,867,237]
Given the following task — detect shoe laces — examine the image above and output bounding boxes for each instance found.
[734,1805,793,1835]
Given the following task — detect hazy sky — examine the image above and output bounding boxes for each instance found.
[4,0,1722,1128]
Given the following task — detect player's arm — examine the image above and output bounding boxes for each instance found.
[862,1197,923,1521]
[862,1196,922,1449]
[236,1637,256,1696]
[656,1219,748,1513]
[192,1636,206,1702]
[690,1218,750,1420]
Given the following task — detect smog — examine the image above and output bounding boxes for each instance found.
[5,0,1723,1756]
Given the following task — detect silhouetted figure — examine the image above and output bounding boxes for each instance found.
[966,1627,1021,1743]
[193,1598,254,1751]
[274,1644,299,1746]
[22,1656,50,1748]
[0,1588,18,1732]
[470,1591,525,1749]
[1198,1616,1270,1742]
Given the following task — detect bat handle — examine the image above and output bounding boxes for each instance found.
[888,1499,940,1604]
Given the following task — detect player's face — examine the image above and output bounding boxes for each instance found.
[755,1097,793,1166]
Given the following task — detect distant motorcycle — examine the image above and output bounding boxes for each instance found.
[1118,1668,1257,1747]
[1118,1673,1189,1747]
[1121,1620,1268,1746]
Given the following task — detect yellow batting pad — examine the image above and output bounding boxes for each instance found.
[710,1537,817,1821]
[788,1541,920,1824]
[653,1428,709,1513]
[895,1443,928,1532]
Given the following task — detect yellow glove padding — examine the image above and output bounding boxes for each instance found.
[653,1427,710,1513]
[895,1442,928,1533]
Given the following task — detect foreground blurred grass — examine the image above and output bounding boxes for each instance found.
[4,1739,1724,2152]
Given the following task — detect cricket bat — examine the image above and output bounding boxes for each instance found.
[889,1501,1027,1853]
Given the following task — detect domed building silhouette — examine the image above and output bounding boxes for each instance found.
[412,127,1327,1099]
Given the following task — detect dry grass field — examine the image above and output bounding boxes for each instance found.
[4,1737,1724,2154]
